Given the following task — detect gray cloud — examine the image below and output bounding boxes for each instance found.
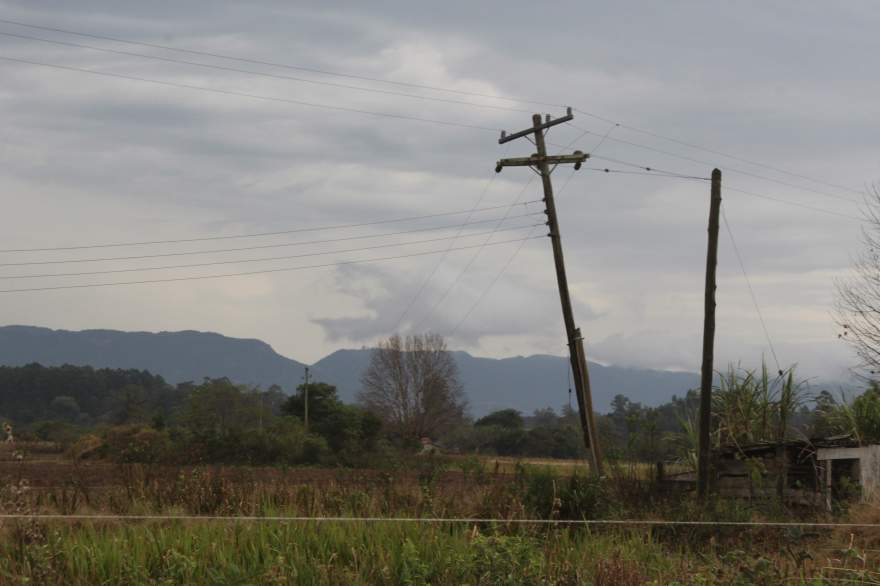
[0,0,875,381]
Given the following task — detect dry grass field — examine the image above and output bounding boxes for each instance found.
[0,451,879,584]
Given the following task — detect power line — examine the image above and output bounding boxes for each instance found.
[587,122,620,153]
[402,126,594,334]
[724,186,862,221]
[0,212,542,267]
[570,124,862,206]
[402,117,602,337]
[3,223,542,280]
[720,204,783,374]
[0,223,542,280]
[448,124,636,339]
[410,177,538,331]
[448,225,541,337]
[2,43,864,229]
[448,169,580,338]
[583,167,710,180]
[1,18,862,201]
[393,151,511,331]
[0,55,501,134]
[583,152,862,222]
[0,30,531,115]
[0,17,561,109]
[426,124,600,334]
[0,235,543,294]
[588,153,704,177]
[0,201,540,253]
[573,108,868,198]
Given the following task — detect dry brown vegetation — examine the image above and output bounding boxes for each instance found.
[0,454,880,584]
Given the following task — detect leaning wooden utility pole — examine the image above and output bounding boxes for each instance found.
[303,366,310,434]
[495,108,602,475]
[697,168,722,499]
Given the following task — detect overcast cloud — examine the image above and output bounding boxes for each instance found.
[0,1,877,388]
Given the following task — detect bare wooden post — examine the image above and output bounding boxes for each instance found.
[574,329,602,472]
[495,110,602,475]
[303,366,310,433]
[697,168,722,499]
[825,460,833,511]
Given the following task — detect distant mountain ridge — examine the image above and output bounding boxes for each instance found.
[0,325,699,415]
[0,325,308,389]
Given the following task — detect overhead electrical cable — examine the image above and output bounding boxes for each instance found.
[570,125,862,205]
[393,151,511,331]
[0,223,542,280]
[0,18,863,199]
[420,124,603,333]
[572,108,868,198]
[0,30,531,114]
[447,172,578,338]
[720,204,783,374]
[586,122,620,153]
[587,153,711,179]
[576,152,862,222]
[0,201,540,253]
[0,56,502,133]
[0,212,542,267]
[584,167,710,180]
[0,235,543,294]
[723,186,861,221]
[448,226,541,338]
[410,176,537,331]
[448,128,612,338]
[0,17,561,109]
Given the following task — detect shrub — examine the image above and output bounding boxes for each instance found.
[521,468,606,520]
[67,434,104,460]
[465,535,544,586]
[103,425,172,464]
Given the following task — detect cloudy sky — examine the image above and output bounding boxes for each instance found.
[0,1,877,382]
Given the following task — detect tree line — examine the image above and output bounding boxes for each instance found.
[3,356,879,469]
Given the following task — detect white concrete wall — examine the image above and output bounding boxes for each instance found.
[817,445,880,501]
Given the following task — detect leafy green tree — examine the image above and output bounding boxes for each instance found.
[820,382,880,445]
[850,381,880,444]
[108,384,150,424]
[524,425,583,459]
[49,395,81,422]
[475,409,524,430]
[283,382,382,459]
[283,383,343,425]
[530,407,560,428]
[179,378,271,462]
[184,378,262,437]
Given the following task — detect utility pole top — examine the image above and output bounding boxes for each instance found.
[495,152,588,173]
[496,109,586,174]
[498,107,573,145]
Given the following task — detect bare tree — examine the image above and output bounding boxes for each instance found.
[836,185,880,375]
[359,333,467,440]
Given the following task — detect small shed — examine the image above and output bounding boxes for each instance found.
[712,435,880,509]
[661,437,880,509]
[713,441,822,505]
[816,442,880,506]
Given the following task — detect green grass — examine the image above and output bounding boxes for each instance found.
[1,459,878,584]
[0,521,692,585]
[3,519,876,585]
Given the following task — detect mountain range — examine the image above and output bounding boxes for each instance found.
[0,325,699,416]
